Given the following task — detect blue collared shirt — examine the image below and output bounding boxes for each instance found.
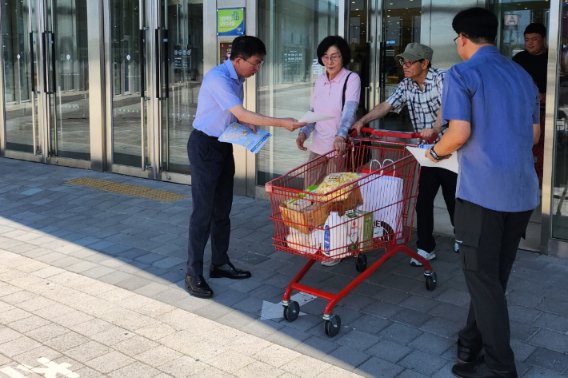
[193,59,245,137]
[442,45,540,212]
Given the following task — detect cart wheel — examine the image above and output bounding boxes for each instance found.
[324,315,341,337]
[425,272,437,291]
[355,254,367,272]
[283,301,300,322]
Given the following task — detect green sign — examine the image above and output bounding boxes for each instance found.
[217,8,245,36]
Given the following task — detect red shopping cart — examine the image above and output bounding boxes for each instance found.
[265,128,437,337]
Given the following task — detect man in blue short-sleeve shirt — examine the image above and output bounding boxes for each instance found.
[425,8,540,378]
[185,36,305,299]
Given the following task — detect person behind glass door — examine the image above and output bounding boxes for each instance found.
[296,35,361,267]
[186,36,306,298]
[351,42,457,267]
[428,8,540,378]
[512,23,548,102]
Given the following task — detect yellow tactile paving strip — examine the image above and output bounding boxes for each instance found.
[65,177,188,203]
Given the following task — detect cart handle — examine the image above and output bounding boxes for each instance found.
[350,127,438,144]
[360,127,421,139]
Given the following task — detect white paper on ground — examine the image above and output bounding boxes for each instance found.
[298,111,335,123]
[406,146,459,173]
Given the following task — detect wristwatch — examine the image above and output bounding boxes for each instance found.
[429,147,445,161]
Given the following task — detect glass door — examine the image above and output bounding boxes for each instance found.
[157,0,203,177]
[110,0,147,170]
[1,0,42,157]
[348,0,422,130]
[107,0,202,182]
[44,0,91,161]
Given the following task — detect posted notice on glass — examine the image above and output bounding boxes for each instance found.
[218,122,272,153]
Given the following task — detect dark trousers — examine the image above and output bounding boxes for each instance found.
[416,166,457,252]
[186,130,234,276]
[455,199,533,376]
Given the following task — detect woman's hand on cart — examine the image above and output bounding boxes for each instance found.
[296,132,307,151]
[333,135,347,156]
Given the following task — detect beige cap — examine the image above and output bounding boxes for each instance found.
[397,43,433,62]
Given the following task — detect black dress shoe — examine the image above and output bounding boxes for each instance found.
[452,359,517,378]
[457,340,482,364]
[185,274,213,298]
[210,262,251,279]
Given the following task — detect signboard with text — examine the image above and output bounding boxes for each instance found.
[217,8,245,36]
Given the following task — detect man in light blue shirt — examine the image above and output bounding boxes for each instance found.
[186,36,305,298]
[425,8,540,378]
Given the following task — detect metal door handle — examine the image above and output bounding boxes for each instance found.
[139,29,146,98]
[365,86,371,112]
[29,33,35,93]
[49,32,56,94]
[163,30,169,99]
[42,32,48,93]
[42,32,55,94]
[155,28,160,99]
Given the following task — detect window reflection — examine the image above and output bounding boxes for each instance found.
[256,0,338,186]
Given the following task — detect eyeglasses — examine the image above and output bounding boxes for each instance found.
[454,35,459,45]
[241,58,264,69]
[399,59,423,67]
[322,53,342,63]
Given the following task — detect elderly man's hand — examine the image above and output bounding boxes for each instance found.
[420,128,436,141]
[350,120,365,136]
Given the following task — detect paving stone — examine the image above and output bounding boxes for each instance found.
[419,317,463,338]
[365,339,412,363]
[525,348,568,373]
[528,329,568,353]
[511,321,540,342]
[523,366,565,378]
[65,340,112,363]
[353,356,404,378]
[428,302,469,322]
[379,323,424,345]
[398,349,449,376]
[408,332,455,356]
[509,305,544,325]
[86,350,136,374]
[390,308,434,328]
[361,300,403,319]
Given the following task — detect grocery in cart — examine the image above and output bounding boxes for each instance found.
[265,128,437,337]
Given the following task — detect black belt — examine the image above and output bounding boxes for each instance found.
[194,129,218,139]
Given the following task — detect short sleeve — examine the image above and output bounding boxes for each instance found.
[441,67,471,124]
[386,81,408,113]
[344,73,361,104]
[209,75,242,111]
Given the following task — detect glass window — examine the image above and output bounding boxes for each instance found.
[257,0,338,186]
[552,2,568,238]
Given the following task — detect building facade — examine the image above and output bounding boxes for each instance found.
[0,0,565,257]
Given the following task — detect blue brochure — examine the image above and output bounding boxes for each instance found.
[218,122,272,153]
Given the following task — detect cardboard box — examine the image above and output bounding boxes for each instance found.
[329,184,363,216]
[280,201,331,234]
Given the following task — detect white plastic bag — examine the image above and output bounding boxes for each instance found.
[359,160,404,238]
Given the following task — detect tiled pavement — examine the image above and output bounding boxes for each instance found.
[0,157,567,377]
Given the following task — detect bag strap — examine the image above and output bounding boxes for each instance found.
[342,72,353,111]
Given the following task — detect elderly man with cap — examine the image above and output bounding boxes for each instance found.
[352,42,457,266]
